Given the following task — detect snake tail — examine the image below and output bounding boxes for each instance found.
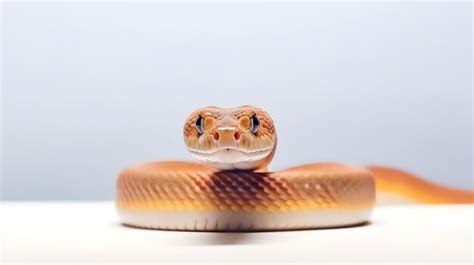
[368,166,474,204]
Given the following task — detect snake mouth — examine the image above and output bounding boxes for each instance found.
[188,146,273,164]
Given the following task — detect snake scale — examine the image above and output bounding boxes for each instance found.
[116,105,473,231]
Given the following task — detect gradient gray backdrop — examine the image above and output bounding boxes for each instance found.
[1,2,472,200]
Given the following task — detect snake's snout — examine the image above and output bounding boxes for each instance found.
[213,130,241,142]
[212,127,242,147]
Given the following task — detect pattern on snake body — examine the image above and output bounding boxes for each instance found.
[116,106,474,231]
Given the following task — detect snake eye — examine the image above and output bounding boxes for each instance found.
[250,114,260,134]
[195,116,204,135]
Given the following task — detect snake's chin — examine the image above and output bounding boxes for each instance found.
[188,147,273,170]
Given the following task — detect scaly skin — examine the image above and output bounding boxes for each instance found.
[116,106,473,231]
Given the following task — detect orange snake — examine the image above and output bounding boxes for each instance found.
[116,106,473,231]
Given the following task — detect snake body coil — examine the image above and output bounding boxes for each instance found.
[116,106,473,231]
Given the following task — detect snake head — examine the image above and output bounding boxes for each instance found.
[183,105,277,170]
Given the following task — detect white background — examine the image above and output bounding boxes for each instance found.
[2,203,472,263]
[2,2,472,200]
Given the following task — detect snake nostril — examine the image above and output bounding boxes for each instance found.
[213,132,220,141]
[234,131,241,141]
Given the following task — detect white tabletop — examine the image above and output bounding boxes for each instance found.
[1,202,472,263]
